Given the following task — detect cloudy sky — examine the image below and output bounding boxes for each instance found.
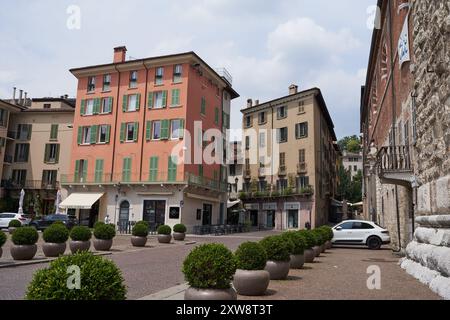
[0,0,376,139]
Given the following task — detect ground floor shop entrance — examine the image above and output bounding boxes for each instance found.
[143,200,166,231]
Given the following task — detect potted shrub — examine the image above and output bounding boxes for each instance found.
[183,243,237,300]
[157,225,172,244]
[69,226,92,254]
[282,232,307,269]
[0,230,6,258]
[298,230,316,263]
[319,226,334,249]
[259,235,291,280]
[10,227,39,260]
[131,221,149,247]
[232,242,269,296]
[26,251,126,300]
[311,230,325,256]
[173,224,187,241]
[93,223,116,251]
[42,223,69,257]
[8,219,22,234]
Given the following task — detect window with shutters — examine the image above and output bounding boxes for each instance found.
[155,67,164,85]
[277,106,287,119]
[245,136,250,150]
[50,124,58,141]
[87,76,96,92]
[122,158,132,182]
[201,97,206,115]
[259,132,266,149]
[82,126,91,144]
[101,97,113,114]
[298,101,305,114]
[152,91,167,109]
[98,125,109,143]
[85,99,94,115]
[94,159,104,183]
[168,156,177,182]
[244,115,252,128]
[127,94,140,112]
[42,170,57,187]
[160,120,170,140]
[280,152,286,166]
[149,156,159,182]
[153,121,161,140]
[171,119,182,140]
[126,123,137,142]
[173,65,182,83]
[103,74,111,91]
[295,122,308,139]
[258,112,266,124]
[12,170,27,186]
[16,124,32,141]
[277,127,288,143]
[171,89,181,107]
[14,144,30,162]
[129,71,138,88]
[74,159,88,183]
[297,175,309,189]
[0,108,9,127]
[44,144,60,164]
[299,149,306,163]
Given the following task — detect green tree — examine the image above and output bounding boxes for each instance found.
[337,165,362,204]
[338,135,361,153]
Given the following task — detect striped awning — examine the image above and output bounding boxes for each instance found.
[59,193,104,210]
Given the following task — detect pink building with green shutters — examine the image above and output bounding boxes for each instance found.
[60,47,239,232]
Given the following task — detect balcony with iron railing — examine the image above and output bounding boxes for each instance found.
[239,185,314,200]
[1,180,59,190]
[297,162,307,174]
[377,145,414,186]
[278,165,287,176]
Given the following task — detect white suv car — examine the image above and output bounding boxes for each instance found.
[332,220,390,250]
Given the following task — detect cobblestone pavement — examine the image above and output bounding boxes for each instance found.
[0,231,440,300]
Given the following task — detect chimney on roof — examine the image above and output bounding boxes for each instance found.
[13,87,16,102]
[114,46,127,63]
[64,94,69,99]
[19,89,23,105]
[289,84,298,95]
[24,92,27,104]
[255,99,259,106]
[247,99,253,108]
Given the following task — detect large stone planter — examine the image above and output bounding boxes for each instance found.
[131,236,147,247]
[42,242,67,257]
[185,287,237,300]
[304,248,315,263]
[326,241,332,249]
[313,246,321,257]
[320,244,326,253]
[69,240,91,254]
[10,244,37,260]
[158,234,172,244]
[173,232,186,241]
[233,269,270,296]
[290,254,305,269]
[0,247,2,258]
[264,260,290,280]
[93,238,113,251]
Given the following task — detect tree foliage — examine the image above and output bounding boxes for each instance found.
[337,165,362,203]
[338,135,361,153]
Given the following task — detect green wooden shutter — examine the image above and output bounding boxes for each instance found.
[74,160,80,182]
[82,160,88,181]
[77,126,83,145]
[215,108,219,124]
[80,99,86,115]
[171,89,180,106]
[55,144,60,164]
[27,124,32,140]
[179,119,185,139]
[122,158,131,182]
[50,124,58,140]
[120,123,126,143]
[90,125,98,144]
[122,95,128,112]
[168,156,177,182]
[161,120,169,140]
[147,92,154,108]
[105,125,111,143]
[44,144,50,163]
[136,94,141,111]
[93,98,100,114]
[162,91,167,107]
[108,97,113,113]
[149,156,159,182]
[95,159,104,183]
[146,121,152,141]
[133,122,139,142]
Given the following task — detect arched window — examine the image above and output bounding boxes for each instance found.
[119,200,130,224]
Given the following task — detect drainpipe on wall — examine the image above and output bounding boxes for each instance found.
[139,61,149,182]
[110,65,122,182]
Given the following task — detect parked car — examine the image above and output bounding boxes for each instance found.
[29,214,78,231]
[332,220,390,250]
[0,213,31,229]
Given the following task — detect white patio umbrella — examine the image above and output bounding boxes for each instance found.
[18,189,25,214]
[54,190,63,215]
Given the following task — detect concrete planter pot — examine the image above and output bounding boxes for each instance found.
[313,246,321,257]
[326,241,332,249]
[131,236,147,247]
[304,248,315,263]
[10,244,37,260]
[173,232,186,241]
[42,242,67,257]
[290,254,305,269]
[320,244,326,253]
[93,238,113,251]
[69,240,91,254]
[0,247,2,258]
[157,234,172,244]
[185,287,237,300]
[264,260,290,280]
[233,269,270,296]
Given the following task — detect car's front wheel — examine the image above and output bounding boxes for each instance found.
[367,236,382,250]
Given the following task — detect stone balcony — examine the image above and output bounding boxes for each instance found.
[377,145,416,187]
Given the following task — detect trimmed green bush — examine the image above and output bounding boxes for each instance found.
[132,223,149,237]
[318,226,334,241]
[298,230,316,249]
[182,243,236,289]
[43,224,69,243]
[280,232,295,254]
[93,223,116,240]
[259,235,291,262]
[93,221,105,229]
[234,242,267,270]
[282,232,307,255]
[173,224,187,233]
[25,251,126,300]
[0,230,7,247]
[52,221,65,226]
[311,229,325,245]
[8,220,22,228]
[12,227,39,245]
[157,225,172,235]
[70,226,92,242]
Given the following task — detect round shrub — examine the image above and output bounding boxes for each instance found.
[259,235,291,262]
[43,224,69,243]
[94,223,116,240]
[311,229,325,245]
[52,221,65,226]
[8,220,22,228]
[70,226,92,242]
[12,227,39,245]
[0,230,7,247]
[280,232,295,254]
[93,221,105,229]
[319,226,334,241]
[182,243,236,289]
[298,230,316,249]
[173,224,187,233]
[157,225,171,235]
[234,242,267,271]
[282,232,306,255]
[25,251,126,300]
[132,223,149,237]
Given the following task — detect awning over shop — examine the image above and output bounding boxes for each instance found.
[59,193,104,210]
[227,200,241,208]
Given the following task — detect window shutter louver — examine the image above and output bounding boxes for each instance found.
[105,125,111,143]
[161,120,169,140]
[179,119,185,139]
[108,97,113,113]
[82,160,88,180]
[136,94,141,111]
[122,95,128,112]
[80,99,86,115]
[146,121,152,141]
[120,123,126,143]
[133,122,139,142]
[77,127,83,145]
[44,144,50,163]
[162,91,167,107]
[74,160,80,182]
[148,92,153,108]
